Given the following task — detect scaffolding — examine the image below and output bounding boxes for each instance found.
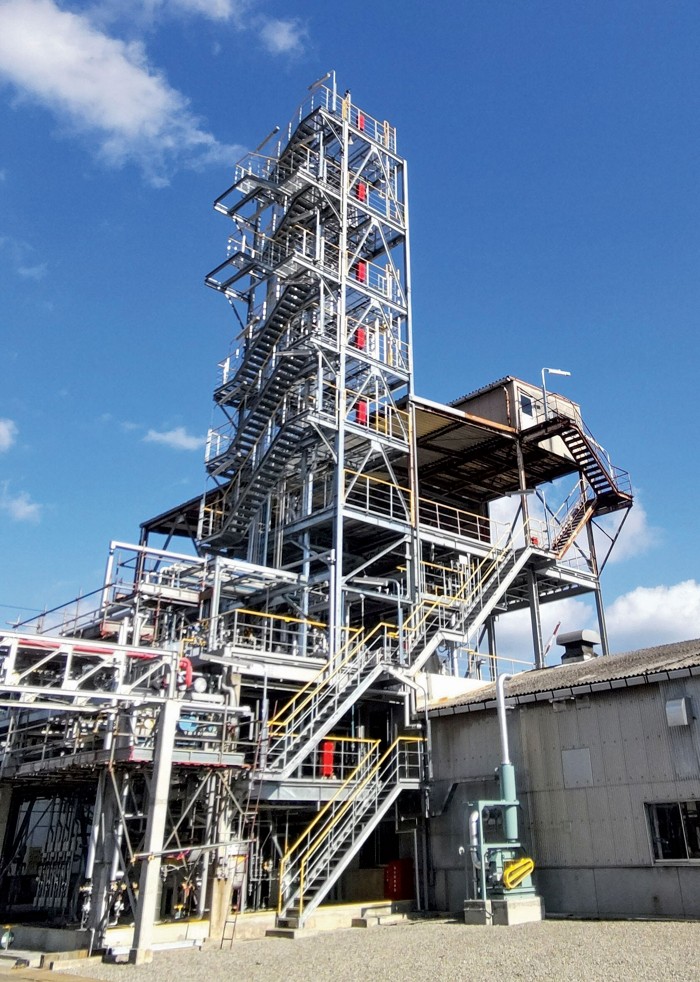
[0,75,632,957]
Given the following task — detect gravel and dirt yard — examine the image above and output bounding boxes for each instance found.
[61,917,700,982]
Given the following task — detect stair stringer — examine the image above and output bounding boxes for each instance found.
[406,546,534,677]
[264,659,390,779]
[284,782,404,928]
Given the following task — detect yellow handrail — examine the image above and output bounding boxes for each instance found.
[278,736,424,917]
[268,620,395,734]
[402,527,514,643]
[277,737,380,913]
[269,530,522,739]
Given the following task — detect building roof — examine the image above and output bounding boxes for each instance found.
[428,638,700,718]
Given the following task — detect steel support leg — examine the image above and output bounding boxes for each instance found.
[130,699,180,964]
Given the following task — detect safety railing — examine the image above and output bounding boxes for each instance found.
[347,251,405,306]
[348,168,404,225]
[233,145,344,199]
[223,225,340,280]
[344,470,412,525]
[346,312,409,373]
[0,701,254,776]
[343,384,410,441]
[267,622,395,747]
[418,497,504,545]
[278,83,397,154]
[214,607,333,660]
[288,735,380,785]
[343,472,511,547]
[12,544,208,639]
[277,736,422,922]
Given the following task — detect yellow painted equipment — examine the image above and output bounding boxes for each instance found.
[502,857,535,890]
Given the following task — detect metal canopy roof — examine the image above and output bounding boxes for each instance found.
[141,383,584,539]
[410,394,578,505]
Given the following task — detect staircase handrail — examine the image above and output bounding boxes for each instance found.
[401,526,515,655]
[269,526,529,746]
[217,283,318,393]
[550,415,632,499]
[295,736,423,919]
[576,417,632,496]
[549,482,594,535]
[267,622,396,738]
[278,735,423,919]
[208,377,313,478]
[277,738,380,912]
[278,84,396,154]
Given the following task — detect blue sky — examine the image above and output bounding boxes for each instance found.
[1,0,699,656]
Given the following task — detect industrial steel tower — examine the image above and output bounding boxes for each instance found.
[202,76,418,663]
[0,75,633,955]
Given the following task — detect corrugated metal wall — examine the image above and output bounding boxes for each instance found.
[429,676,700,916]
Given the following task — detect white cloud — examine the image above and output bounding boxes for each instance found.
[17,261,48,280]
[491,596,595,669]
[0,419,18,452]
[596,496,660,564]
[0,234,46,279]
[606,580,700,652]
[259,18,306,56]
[0,0,242,185]
[460,579,700,673]
[0,483,42,522]
[144,426,205,451]
[169,0,246,20]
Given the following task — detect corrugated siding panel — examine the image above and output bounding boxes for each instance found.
[429,678,700,886]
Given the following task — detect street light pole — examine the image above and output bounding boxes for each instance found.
[541,367,571,420]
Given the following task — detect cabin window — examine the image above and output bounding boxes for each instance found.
[520,393,534,418]
[646,800,700,862]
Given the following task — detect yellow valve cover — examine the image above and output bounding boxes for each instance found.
[503,856,535,890]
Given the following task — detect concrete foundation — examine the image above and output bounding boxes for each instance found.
[463,900,493,925]
[464,896,544,926]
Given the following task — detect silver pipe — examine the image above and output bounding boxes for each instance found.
[468,808,481,869]
[496,672,513,765]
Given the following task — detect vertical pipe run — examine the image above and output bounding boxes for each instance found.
[496,673,518,842]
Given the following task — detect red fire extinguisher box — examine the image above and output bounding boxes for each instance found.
[383,858,414,901]
[320,739,335,778]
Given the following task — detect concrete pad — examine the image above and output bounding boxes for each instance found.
[491,896,545,926]
[463,901,493,926]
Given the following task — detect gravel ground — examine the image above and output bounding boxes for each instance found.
[63,918,700,982]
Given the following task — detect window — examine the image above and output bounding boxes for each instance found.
[647,800,700,862]
[520,393,534,418]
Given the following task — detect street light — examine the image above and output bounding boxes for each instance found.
[541,367,571,420]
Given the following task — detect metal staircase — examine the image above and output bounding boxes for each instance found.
[549,488,597,558]
[403,542,534,675]
[526,416,633,559]
[558,422,631,510]
[264,532,534,779]
[212,283,317,404]
[264,627,393,779]
[276,736,422,928]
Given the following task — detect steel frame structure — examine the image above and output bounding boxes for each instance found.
[0,76,633,957]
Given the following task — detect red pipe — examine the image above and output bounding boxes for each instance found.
[179,657,193,689]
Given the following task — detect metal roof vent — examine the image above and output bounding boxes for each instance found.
[556,629,601,664]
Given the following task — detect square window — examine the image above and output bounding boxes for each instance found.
[646,799,700,862]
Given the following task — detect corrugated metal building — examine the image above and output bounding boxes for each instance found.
[427,640,700,917]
